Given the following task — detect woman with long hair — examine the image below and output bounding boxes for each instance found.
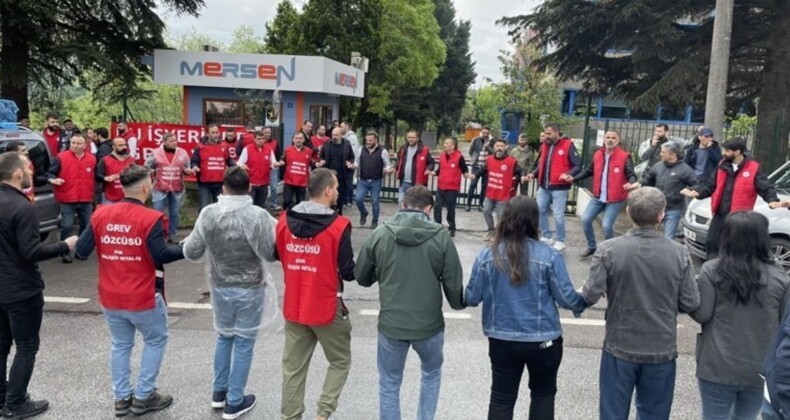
[465,196,586,420]
[691,211,790,420]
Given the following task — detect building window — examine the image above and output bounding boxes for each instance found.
[309,105,334,131]
[204,99,245,126]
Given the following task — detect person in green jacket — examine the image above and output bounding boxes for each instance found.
[355,185,465,420]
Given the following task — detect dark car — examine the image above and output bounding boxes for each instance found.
[0,126,60,240]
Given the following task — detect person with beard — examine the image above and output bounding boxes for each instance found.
[116,121,139,161]
[682,138,787,257]
[639,123,670,172]
[191,124,236,210]
[683,127,722,184]
[317,127,355,215]
[470,138,530,241]
[430,136,471,237]
[311,125,330,155]
[466,126,495,211]
[509,134,533,196]
[340,122,360,207]
[146,133,193,244]
[223,127,241,162]
[237,130,281,209]
[262,127,283,210]
[95,128,113,163]
[0,152,78,419]
[96,138,136,204]
[395,131,435,205]
[355,132,394,230]
[278,132,313,210]
[41,112,61,155]
[299,120,315,151]
[3,141,48,203]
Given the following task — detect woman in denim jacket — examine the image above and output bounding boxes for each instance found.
[465,196,587,420]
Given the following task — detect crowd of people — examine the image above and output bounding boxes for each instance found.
[3,115,790,420]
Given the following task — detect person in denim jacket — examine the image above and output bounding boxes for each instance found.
[465,196,587,420]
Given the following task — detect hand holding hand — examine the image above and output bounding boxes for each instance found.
[559,173,573,183]
[50,178,64,186]
[680,188,699,198]
[191,167,200,174]
[316,160,325,167]
[525,173,535,182]
[64,235,78,251]
[623,182,640,191]
[384,167,395,174]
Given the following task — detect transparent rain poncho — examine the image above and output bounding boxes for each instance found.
[183,194,283,338]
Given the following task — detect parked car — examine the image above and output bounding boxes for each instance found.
[682,160,790,271]
[0,125,60,241]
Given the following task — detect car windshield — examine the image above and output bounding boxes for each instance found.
[769,161,790,193]
[0,139,52,178]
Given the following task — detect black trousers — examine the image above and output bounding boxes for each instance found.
[467,171,488,208]
[434,190,458,231]
[250,185,269,208]
[283,185,306,210]
[332,180,348,215]
[0,293,44,410]
[487,337,563,420]
[706,213,727,259]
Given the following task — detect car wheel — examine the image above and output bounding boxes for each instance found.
[771,237,790,273]
[39,231,49,242]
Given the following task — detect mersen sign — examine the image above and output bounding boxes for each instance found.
[179,57,296,87]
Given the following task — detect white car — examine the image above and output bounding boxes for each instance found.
[682,160,790,271]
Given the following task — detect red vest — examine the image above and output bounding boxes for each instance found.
[54,150,96,203]
[265,139,279,157]
[91,202,162,311]
[245,143,273,186]
[152,147,190,193]
[276,213,350,326]
[42,129,60,154]
[437,150,464,191]
[537,137,573,187]
[102,155,135,202]
[197,142,229,184]
[225,139,240,162]
[711,159,760,215]
[397,144,430,185]
[591,147,630,203]
[284,146,313,187]
[311,135,329,153]
[23,161,35,202]
[486,155,518,201]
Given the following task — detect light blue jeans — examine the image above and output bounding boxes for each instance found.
[152,190,184,237]
[698,378,763,420]
[483,198,507,231]
[663,209,683,240]
[102,294,169,400]
[378,331,444,420]
[398,181,413,205]
[536,188,569,242]
[356,178,383,222]
[761,400,781,420]
[581,198,625,250]
[268,168,279,207]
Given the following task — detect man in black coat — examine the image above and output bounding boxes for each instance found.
[0,151,77,418]
[317,127,355,215]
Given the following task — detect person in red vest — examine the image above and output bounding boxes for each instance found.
[470,138,529,241]
[146,132,193,244]
[74,164,184,417]
[116,121,139,161]
[40,112,61,155]
[682,137,786,257]
[237,130,281,208]
[240,123,256,149]
[277,132,313,210]
[311,124,330,155]
[96,138,135,204]
[561,131,638,257]
[223,127,241,163]
[47,134,96,263]
[525,123,581,252]
[263,127,283,210]
[430,136,471,237]
[191,124,236,210]
[396,130,435,204]
[275,168,355,420]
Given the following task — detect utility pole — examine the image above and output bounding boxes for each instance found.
[703,0,735,141]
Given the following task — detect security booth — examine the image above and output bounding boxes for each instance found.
[150,49,366,146]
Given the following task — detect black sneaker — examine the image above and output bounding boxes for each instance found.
[3,399,49,419]
[212,391,227,409]
[222,395,256,420]
[371,221,378,229]
[464,205,471,212]
[359,213,367,226]
[580,248,596,258]
[114,397,132,417]
[61,254,72,264]
[449,229,456,238]
[130,391,173,415]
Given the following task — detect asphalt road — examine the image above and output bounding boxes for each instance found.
[25,201,706,419]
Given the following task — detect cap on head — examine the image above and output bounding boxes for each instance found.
[700,128,714,137]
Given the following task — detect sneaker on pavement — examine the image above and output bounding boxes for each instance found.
[114,396,132,417]
[3,399,49,419]
[130,391,173,416]
[222,395,256,420]
[553,241,567,251]
[359,213,367,226]
[539,237,555,245]
[212,391,227,409]
[580,248,596,258]
[61,254,72,264]
[449,229,456,238]
[464,205,471,212]
[268,204,282,211]
[371,221,378,229]
[484,231,495,242]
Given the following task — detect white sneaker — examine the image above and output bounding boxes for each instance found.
[540,237,555,245]
[553,241,566,251]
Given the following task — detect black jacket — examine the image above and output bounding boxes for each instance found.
[684,140,722,183]
[0,184,68,304]
[319,140,355,184]
[642,160,698,211]
[96,139,113,164]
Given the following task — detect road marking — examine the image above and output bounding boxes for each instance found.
[561,318,606,326]
[44,296,90,304]
[359,309,472,320]
[168,302,213,310]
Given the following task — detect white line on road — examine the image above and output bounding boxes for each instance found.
[44,296,90,304]
[561,318,606,326]
[359,309,469,320]
[167,302,213,310]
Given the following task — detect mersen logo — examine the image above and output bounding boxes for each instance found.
[180,57,296,87]
[335,71,358,91]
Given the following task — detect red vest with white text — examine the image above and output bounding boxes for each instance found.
[486,155,518,201]
[537,137,573,187]
[437,150,464,191]
[245,143,273,186]
[711,159,760,215]
[91,202,162,311]
[102,155,135,202]
[276,213,350,326]
[591,147,630,203]
[197,142,229,184]
[284,146,313,187]
[225,138,239,162]
[152,147,190,193]
[397,144,430,185]
[54,150,96,203]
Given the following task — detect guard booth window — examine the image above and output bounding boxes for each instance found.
[309,105,333,130]
[205,99,245,126]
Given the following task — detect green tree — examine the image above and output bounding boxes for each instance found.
[0,0,203,118]
[499,0,790,170]
[263,1,304,55]
[466,86,502,134]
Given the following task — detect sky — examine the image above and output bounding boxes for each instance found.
[158,0,541,87]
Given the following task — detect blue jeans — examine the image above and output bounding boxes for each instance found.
[356,178,383,222]
[698,378,763,420]
[59,202,92,241]
[536,188,568,242]
[483,198,507,231]
[152,190,184,237]
[268,169,279,207]
[581,198,625,250]
[378,331,444,420]
[344,170,355,205]
[398,181,413,205]
[102,294,169,400]
[662,209,683,240]
[214,335,256,406]
[599,350,676,420]
[761,400,781,420]
[198,184,222,209]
